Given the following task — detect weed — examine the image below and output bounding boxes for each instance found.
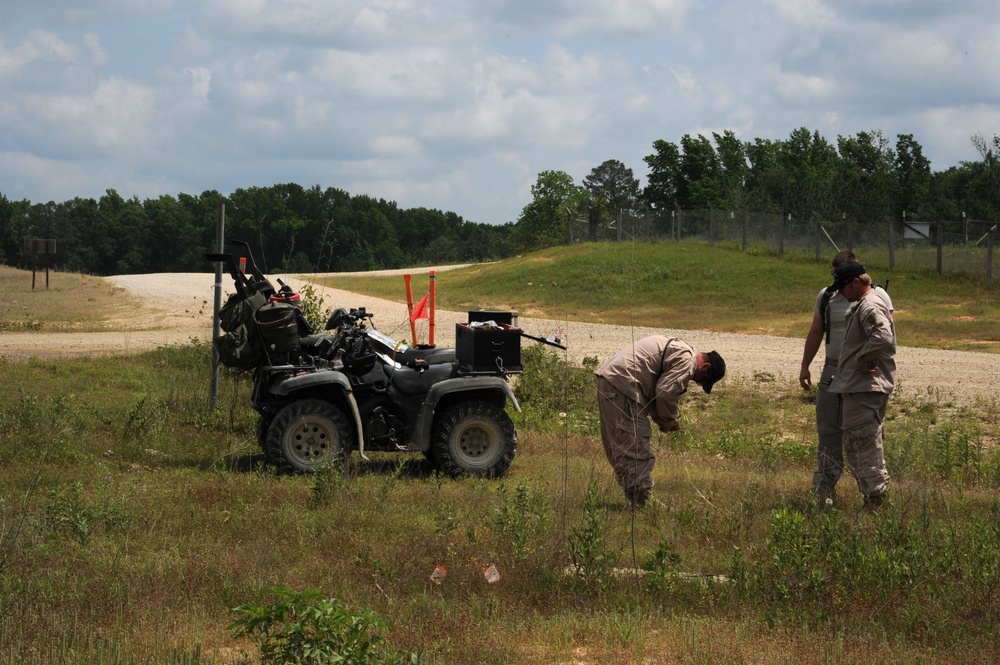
[121,394,158,439]
[567,478,620,589]
[607,606,645,651]
[0,476,39,574]
[311,452,347,504]
[44,482,95,546]
[297,283,334,334]
[433,502,456,536]
[228,586,420,664]
[642,540,681,592]
[492,480,551,564]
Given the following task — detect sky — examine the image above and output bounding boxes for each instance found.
[1,1,998,226]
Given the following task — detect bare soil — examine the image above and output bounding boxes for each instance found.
[1,269,996,405]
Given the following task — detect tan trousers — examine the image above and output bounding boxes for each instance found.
[597,377,654,495]
[841,391,891,498]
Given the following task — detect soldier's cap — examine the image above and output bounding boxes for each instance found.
[827,261,867,293]
[702,350,726,394]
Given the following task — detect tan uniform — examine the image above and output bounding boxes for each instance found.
[830,289,896,498]
[595,336,696,497]
[812,285,893,493]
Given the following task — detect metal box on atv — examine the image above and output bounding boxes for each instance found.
[207,245,521,478]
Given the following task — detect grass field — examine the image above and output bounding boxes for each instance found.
[1,242,999,664]
[318,242,1000,353]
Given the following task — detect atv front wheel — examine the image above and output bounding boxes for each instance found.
[266,399,350,474]
[432,401,516,478]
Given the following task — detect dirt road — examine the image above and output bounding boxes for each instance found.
[1,269,995,405]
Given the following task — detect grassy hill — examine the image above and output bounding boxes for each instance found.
[323,241,1000,353]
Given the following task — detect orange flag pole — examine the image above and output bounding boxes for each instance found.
[428,270,436,347]
[404,274,418,346]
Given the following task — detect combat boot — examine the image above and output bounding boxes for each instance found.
[625,487,650,509]
[862,492,886,513]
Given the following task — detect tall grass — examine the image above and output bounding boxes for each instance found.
[1,339,999,663]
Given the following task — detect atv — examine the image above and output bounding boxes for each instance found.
[207,244,523,478]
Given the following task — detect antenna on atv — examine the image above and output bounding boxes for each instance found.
[230,240,266,280]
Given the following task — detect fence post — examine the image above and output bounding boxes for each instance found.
[742,210,748,250]
[987,230,994,281]
[209,203,225,411]
[888,220,895,271]
[709,208,715,245]
[936,221,943,275]
[780,213,787,255]
[846,214,853,252]
[815,222,821,260]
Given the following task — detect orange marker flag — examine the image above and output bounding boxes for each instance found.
[410,293,430,322]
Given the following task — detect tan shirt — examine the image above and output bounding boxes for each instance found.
[596,335,696,431]
[814,285,893,362]
[830,289,896,394]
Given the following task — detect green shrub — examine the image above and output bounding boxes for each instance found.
[229,586,420,664]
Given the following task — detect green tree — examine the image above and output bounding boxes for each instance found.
[0,195,31,266]
[746,128,839,221]
[964,132,1000,220]
[515,170,587,250]
[836,130,894,224]
[144,195,202,271]
[678,134,722,208]
[98,190,150,274]
[713,130,750,210]
[892,133,932,221]
[642,139,682,210]
[583,160,639,241]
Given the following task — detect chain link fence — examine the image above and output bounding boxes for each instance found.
[569,210,998,280]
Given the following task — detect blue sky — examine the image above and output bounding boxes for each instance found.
[1,0,998,225]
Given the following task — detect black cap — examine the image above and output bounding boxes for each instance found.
[702,350,726,394]
[827,261,866,293]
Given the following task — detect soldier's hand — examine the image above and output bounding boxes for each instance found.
[799,367,812,390]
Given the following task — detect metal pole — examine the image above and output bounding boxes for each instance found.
[987,231,994,281]
[936,221,943,275]
[888,220,895,271]
[209,203,225,410]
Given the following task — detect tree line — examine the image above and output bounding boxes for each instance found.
[1,128,997,276]
[0,185,514,276]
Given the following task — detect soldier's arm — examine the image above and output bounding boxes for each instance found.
[800,311,824,389]
[857,303,894,364]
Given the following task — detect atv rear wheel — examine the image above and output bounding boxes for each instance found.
[266,399,350,474]
[432,400,516,478]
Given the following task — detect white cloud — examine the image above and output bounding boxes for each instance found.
[0,0,998,222]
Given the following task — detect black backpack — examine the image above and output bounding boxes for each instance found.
[215,291,268,370]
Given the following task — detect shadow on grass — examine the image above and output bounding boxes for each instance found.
[219,451,438,478]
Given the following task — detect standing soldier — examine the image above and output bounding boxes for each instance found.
[827,261,896,509]
[595,336,726,507]
[799,251,893,503]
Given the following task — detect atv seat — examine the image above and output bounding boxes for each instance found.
[365,330,456,366]
[390,362,456,396]
[393,346,456,366]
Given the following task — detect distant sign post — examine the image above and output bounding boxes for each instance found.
[25,238,57,289]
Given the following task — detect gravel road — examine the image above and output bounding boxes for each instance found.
[1,268,995,405]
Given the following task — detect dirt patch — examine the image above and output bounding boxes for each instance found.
[0,269,996,406]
